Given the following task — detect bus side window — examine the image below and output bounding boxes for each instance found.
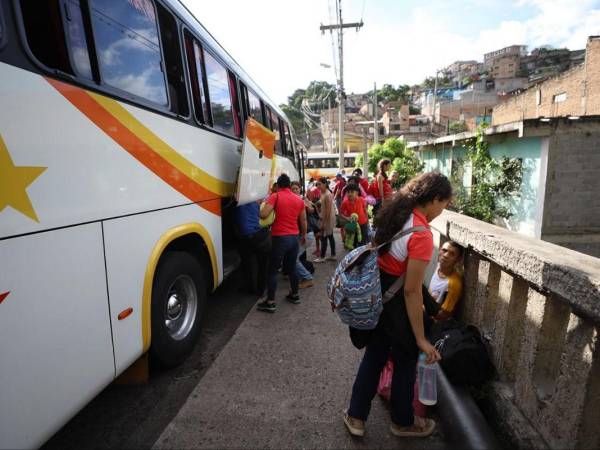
[284,123,293,158]
[204,50,237,137]
[90,0,168,106]
[264,106,272,130]
[227,71,242,138]
[183,31,209,124]
[272,116,283,156]
[156,3,189,117]
[61,0,93,80]
[247,89,264,125]
[259,100,268,127]
[19,0,75,75]
[239,82,249,120]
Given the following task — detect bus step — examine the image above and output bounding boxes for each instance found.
[222,248,241,280]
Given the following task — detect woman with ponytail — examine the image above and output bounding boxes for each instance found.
[343,172,453,439]
[369,158,393,217]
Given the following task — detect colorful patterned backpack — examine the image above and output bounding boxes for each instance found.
[326,226,427,330]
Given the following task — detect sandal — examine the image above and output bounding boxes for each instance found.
[390,416,435,438]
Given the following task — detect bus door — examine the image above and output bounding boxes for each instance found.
[235,118,276,205]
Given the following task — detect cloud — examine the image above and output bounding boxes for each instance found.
[181,0,600,105]
[100,29,159,67]
[106,67,167,104]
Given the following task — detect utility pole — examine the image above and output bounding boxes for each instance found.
[373,82,378,145]
[320,0,363,170]
[430,71,439,134]
[328,96,333,152]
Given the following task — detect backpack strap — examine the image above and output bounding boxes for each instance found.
[374,225,428,251]
[378,225,428,303]
[382,274,406,303]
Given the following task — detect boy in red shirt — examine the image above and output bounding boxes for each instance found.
[352,168,370,193]
[339,184,369,247]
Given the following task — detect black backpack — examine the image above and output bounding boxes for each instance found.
[430,319,495,385]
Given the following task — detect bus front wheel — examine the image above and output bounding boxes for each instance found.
[150,251,207,367]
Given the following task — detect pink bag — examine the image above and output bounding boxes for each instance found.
[365,194,377,206]
[377,355,394,401]
[377,354,427,417]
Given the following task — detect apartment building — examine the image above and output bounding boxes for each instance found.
[493,36,600,125]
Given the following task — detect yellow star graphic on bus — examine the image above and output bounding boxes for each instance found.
[0,134,46,222]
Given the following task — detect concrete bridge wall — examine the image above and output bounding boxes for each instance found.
[430,210,600,449]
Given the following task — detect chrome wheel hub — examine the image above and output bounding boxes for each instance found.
[164,275,198,341]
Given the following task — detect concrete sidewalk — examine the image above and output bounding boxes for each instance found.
[154,247,446,449]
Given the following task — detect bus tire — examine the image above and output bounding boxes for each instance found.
[150,251,207,367]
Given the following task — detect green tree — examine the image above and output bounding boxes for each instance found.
[284,80,335,135]
[422,75,451,89]
[367,84,411,104]
[448,121,467,134]
[391,147,425,187]
[451,125,523,223]
[280,104,304,136]
[355,138,423,186]
[287,80,335,110]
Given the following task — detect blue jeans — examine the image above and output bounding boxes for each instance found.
[267,235,299,301]
[296,257,313,281]
[296,232,314,281]
[348,334,417,426]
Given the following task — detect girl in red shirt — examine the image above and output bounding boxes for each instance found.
[369,159,393,217]
[344,172,452,439]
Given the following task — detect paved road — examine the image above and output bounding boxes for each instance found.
[153,253,447,449]
[44,240,449,449]
[43,272,257,450]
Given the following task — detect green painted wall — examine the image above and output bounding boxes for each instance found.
[421,146,452,177]
[418,136,543,237]
[489,137,543,236]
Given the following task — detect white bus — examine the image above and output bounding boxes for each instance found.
[304,152,358,181]
[0,0,301,447]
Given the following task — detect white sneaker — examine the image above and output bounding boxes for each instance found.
[327,255,337,261]
[313,257,326,263]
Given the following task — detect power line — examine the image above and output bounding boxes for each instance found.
[327,0,339,81]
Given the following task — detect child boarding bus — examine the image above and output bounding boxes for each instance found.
[304,152,357,181]
[0,0,302,447]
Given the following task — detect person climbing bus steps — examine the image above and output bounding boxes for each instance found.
[258,174,307,313]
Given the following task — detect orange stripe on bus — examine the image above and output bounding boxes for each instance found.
[246,118,275,159]
[46,78,222,216]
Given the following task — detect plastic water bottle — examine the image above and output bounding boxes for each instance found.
[418,353,438,405]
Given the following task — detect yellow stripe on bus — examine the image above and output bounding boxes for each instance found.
[141,223,219,353]
[89,93,234,198]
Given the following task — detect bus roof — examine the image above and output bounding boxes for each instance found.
[168,0,287,122]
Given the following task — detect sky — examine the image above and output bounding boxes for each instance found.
[181,0,600,105]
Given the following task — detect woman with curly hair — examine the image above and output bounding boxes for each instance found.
[343,171,452,439]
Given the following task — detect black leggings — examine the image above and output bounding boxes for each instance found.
[320,234,336,257]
